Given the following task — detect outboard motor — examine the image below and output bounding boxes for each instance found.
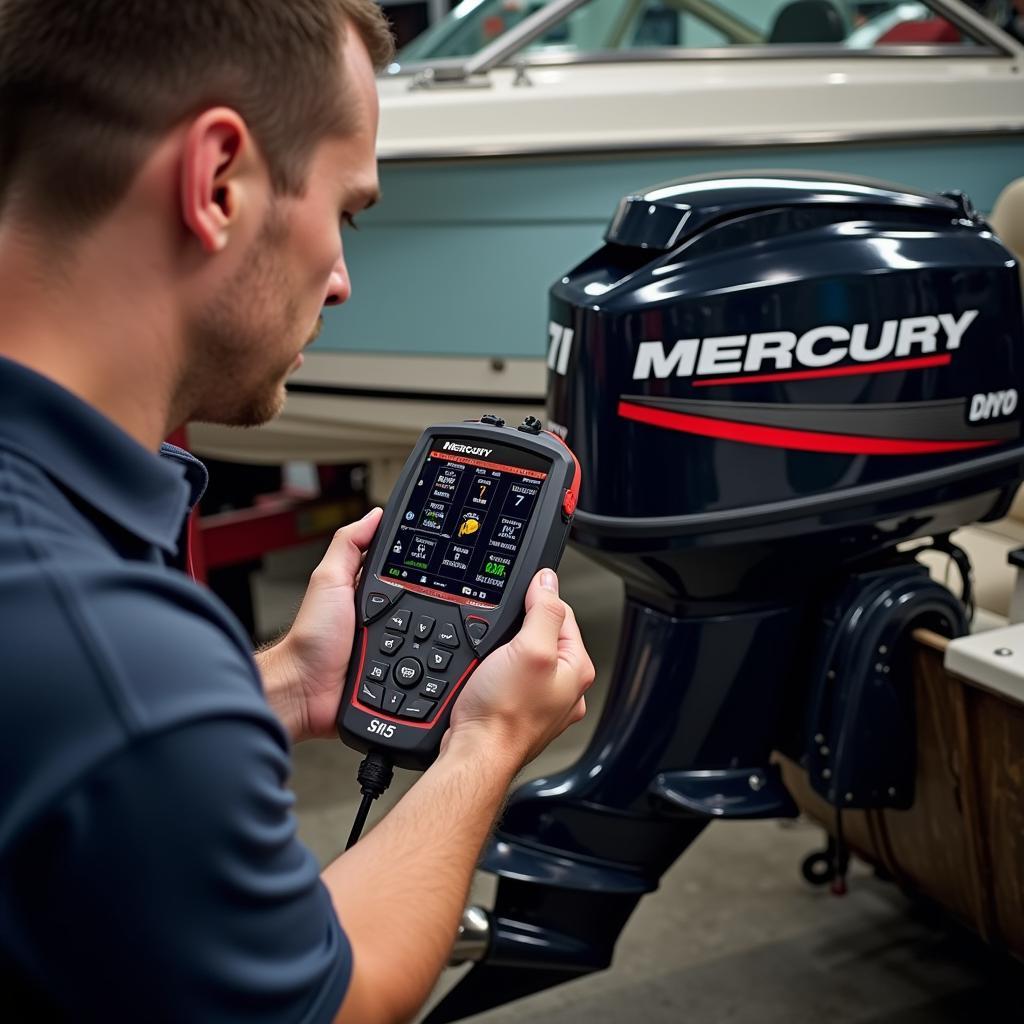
[426,173,1024,1022]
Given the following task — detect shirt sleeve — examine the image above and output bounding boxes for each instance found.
[3,717,351,1024]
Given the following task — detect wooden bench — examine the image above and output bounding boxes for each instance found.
[780,628,1024,962]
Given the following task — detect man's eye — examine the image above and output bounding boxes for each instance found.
[341,212,360,231]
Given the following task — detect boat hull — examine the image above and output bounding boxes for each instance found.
[190,135,1024,470]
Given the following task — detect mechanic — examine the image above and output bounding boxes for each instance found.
[0,2,595,1021]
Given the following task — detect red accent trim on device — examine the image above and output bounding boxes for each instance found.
[350,631,479,730]
[430,450,548,479]
[374,576,497,609]
[691,353,952,388]
[350,626,370,692]
[544,429,582,517]
[617,400,1002,456]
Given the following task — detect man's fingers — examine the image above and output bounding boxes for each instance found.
[557,601,583,649]
[312,507,383,588]
[557,604,596,690]
[517,570,568,654]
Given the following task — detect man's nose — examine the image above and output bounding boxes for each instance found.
[324,254,350,307]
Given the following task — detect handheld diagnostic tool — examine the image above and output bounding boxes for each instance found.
[337,416,580,771]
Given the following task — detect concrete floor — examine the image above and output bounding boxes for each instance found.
[253,541,1024,1024]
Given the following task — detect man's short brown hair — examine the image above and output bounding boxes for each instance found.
[0,0,395,232]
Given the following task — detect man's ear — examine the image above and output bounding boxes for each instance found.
[180,108,255,254]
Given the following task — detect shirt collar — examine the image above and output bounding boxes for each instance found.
[159,441,209,510]
[0,356,205,555]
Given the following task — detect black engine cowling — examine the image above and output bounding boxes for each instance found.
[426,173,1024,1024]
[548,172,1024,602]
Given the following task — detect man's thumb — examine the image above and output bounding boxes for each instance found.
[317,506,383,586]
[520,569,566,645]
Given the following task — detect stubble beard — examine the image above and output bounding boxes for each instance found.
[187,205,314,429]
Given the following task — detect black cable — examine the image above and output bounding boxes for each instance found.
[947,544,975,624]
[831,805,849,897]
[345,750,394,850]
[346,793,375,851]
[929,536,975,625]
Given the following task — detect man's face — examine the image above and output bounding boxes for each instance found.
[190,26,381,427]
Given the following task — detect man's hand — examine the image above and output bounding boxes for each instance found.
[255,507,383,742]
[327,566,594,1024]
[443,568,595,772]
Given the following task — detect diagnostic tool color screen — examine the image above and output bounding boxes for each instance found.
[380,439,550,607]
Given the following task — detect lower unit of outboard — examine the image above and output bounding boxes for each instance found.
[426,172,1024,1022]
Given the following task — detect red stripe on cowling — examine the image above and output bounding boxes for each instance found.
[692,353,951,388]
[617,400,1001,456]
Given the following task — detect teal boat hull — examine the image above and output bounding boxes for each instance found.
[320,136,1024,362]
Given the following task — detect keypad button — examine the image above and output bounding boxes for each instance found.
[383,690,405,714]
[363,592,392,623]
[393,657,423,689]
[466,619,489,645]
[436,623,460,649]
[365,660,389,683]
[399,697,437,721]
[380,633,405,656]
[357,679,384,709]
[387,608,412,633]
[426,648,452,672]
[420,677,448,701]
[413,615,436,641]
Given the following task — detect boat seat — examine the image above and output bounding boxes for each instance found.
[928,179,1024,626]
[767,0,846,44]
[990,175,1024,293]
[877,19,960,45]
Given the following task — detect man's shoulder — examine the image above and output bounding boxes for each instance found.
[1,715,349,1024]
[1,512,265,710]
[0,501,281,850]
[0,439,90,541]
[79,557,270,727]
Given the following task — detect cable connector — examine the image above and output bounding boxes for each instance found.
[346,751,394,850]
[357,750,394,798]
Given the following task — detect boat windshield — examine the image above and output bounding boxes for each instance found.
[394,0,989,67]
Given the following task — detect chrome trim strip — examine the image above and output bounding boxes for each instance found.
[389,43,1008,75]
[464,0,591,76]
[927,0,1024,56]
[669,0,761,44]
[509,43,1005,65]
[385,0,1019,77]
[380,124,1024,164]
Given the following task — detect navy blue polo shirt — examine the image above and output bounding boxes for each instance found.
[0,356,351,1022]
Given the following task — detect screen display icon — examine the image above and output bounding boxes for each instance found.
[380,440,550,607]
[457,512,482,540]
